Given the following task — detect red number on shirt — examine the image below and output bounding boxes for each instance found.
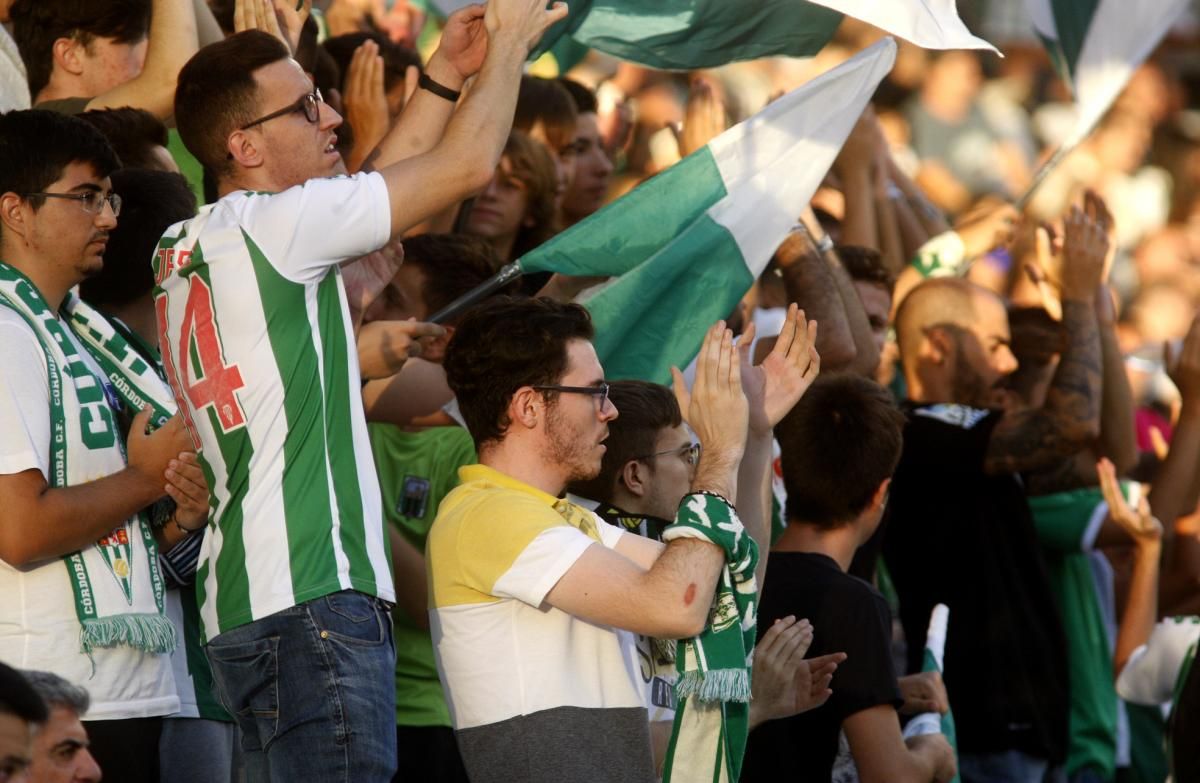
[155,294,201,449]
[159,276,247,437]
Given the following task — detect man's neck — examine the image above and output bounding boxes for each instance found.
[0,248,71,310]
[479,441,569,499]
[771,520,860,572]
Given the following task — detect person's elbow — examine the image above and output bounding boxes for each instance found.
[0,530,37,568]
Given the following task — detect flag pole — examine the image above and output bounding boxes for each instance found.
[427,260,525,325]
[1014,108,1107,212]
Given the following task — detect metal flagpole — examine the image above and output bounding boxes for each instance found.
[427,260,525,325]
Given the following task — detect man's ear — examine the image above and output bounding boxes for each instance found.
[509,386,543,431]
[619,459,649,499]
[227,129,264,169]
[52,37,85,78]
[922,325,953,366]
[870,477,891,512]
[0,192,29,242]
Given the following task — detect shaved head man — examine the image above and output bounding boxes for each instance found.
[895,278,1017,410]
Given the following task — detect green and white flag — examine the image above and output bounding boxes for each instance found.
[902,603,960,783]
[1027,0,1189,146]
[518,37,896,383]
[426,0,992,68]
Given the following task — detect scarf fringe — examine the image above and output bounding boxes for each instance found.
[676,667,751,703]
[80,613,178,655]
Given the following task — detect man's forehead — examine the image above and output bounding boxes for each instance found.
[54,161,109,191]
[563,338,603,380]
[253,58,312,98]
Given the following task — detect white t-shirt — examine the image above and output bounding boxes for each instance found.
[0,310,178,719]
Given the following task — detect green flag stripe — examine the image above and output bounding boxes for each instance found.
[187,258,257,634]
[587,213,754,383]
[315,274,373,590]
[244,232,342,597]
[521,145,726,276]
[1048,0,1101,82]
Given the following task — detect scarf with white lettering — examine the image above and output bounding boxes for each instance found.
[0,261,177,658]
[661,492,758,783]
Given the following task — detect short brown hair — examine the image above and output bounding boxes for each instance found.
[175,31,291,178]
[838,245,896,293]
[568,380,682,502]
[399,233,505,320]
[514,76,578,156]
[776,374,904,528]
[502,131,560,259]
[445,296,594,448]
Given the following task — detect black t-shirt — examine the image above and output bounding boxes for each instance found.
[881,402,1068,761]
[741,552,902,782]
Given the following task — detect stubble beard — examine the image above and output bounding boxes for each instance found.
[544,403,601,483]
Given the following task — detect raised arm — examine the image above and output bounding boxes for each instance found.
[985,201,1106,475]
[375,0,567,239]
[545,321,748,638]
[85,0,199,118]
[1149,314,1200,528]
[772,230,855,369]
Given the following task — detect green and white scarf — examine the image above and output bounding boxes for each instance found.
[0,261,178,658]
[661,492,759,783]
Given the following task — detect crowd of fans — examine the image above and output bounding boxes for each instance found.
[2,0,1200,782]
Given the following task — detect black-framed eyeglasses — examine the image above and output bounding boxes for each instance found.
[24,190,122,217]
[532,382,610,411]
[241,88,323,130]
[636,442,702,467]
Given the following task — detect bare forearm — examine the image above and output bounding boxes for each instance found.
[874,190,906,275]
[827,253,881,377]
[1114,542,1161,678]
[193,0,224,46]
[89,0,198,118]
[370,55,462,169]
[1149,405,1200,527]
[0,469,161,566]
[737,432,773,588]
[691,449,742,505]
[778,252,855,368]
[839,166,878,251]
[1097,324,1138,473]
[643,536,724,636]
[1044,298,1102,439]
[889,157,949,236]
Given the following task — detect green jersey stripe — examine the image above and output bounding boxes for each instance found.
[316,273,374,589]
[243,232,341,593]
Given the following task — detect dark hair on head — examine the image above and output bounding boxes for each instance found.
[323,33,421,96]
[837,245,896,292]
[776,374,904,528]
[444,296,594,448]
[1005,305,1068,401]
[80,169,196,307]
[0,110,121,241]
[0,662,48,724]
[21,670,90,715]
[10,0,151,98]
[558,78,598,114]
[399,233,505,320]
[175,31,292,178]
[76,108,170,171]
[568,380,681,503]
[311,47,342,97]
[514,76,578,155]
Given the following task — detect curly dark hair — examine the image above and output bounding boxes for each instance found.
[444,296,594,448]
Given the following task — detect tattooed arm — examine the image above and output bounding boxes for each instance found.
[985,199,1109,476]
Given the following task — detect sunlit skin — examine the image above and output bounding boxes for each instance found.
[466,156,530,261]
[28,707,100,783]
[561,112,613,224]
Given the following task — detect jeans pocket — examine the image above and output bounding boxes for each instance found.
[206,635,280,751]
[313,591,386,647]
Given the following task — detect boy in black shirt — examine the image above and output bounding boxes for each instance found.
[742,375,956,783]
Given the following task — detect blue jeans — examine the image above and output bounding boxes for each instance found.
[206,590,397,782]
[959,750,1050,783]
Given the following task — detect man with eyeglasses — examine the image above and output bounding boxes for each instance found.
[429,297,820,781]
[0,109,202,783]
[157,1,566,779]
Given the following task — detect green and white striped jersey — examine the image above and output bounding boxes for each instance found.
[153,173,395,641]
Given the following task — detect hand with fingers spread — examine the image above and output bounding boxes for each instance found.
[897,670,950,716]
[484,0,570,56]
[749,616,846,727]
[1166,313,1200,404]
[1060,191,1113,301]
[1097,458,1161,546]
[672,321,749,501]
[357,319,447,379]
[343,40,391,173]
[234,0,311,53]
[435,4,489,82]
[953,198,1019,260]
[739,303,820,436]
[165,452,210,531]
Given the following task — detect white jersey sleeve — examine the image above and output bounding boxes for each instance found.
[0,313,50,478]
[235,171,392,285]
